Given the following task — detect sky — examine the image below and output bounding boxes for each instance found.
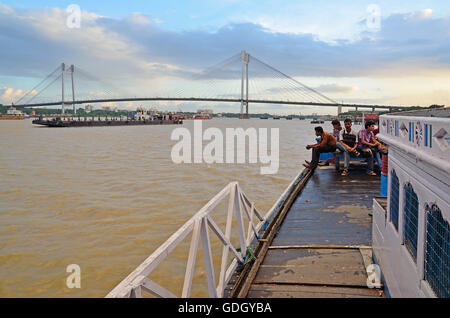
[0,0,449,114]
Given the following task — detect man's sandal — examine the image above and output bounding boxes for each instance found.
[341,169,348,176]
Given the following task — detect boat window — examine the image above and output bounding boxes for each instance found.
[390,170,400,231]
[425,204,450,298]
[404,183,419,262]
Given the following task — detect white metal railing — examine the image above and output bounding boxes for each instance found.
[106,182,267,298]
[106,168,309,298]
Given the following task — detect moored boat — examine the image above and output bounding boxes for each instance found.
[372,107,450,297]
[0,107,26,120]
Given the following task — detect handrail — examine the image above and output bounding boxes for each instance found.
[106,182,265,298]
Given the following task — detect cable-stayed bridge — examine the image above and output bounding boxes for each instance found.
[8,51,415,115]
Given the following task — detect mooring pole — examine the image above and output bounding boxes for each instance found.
[61,63,65,115]
[71,65,76,115]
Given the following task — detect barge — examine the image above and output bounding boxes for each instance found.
[32,117,183,127]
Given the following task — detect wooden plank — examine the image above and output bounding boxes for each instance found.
[269,245,372,250]
[270,168,378,248]
[254,249,368,287]
[247,284,384,298]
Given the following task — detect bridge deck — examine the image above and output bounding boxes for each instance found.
[246,166,384,298]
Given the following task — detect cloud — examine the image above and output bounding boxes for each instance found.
[314,84,359,94]
[409,9,433,20]
[0,87,37,104]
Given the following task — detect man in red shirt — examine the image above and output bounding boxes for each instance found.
[304,126,337,170]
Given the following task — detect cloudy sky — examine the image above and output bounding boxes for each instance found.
[0,0,449,114]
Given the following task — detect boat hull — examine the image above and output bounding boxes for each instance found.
[0,115,26,120]
[32,119,183,127]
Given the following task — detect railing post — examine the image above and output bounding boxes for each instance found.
[234,184,247,259]
[182,219,201,298]
[247,202,255,243]
[130,286,142,298]
[200,217,217,298]
[217,183,236,297]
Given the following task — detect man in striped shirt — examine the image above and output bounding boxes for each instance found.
[358,120,383,175]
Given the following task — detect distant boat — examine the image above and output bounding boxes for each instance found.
[260,115,269,119]
[273,116,280,120]
[193,114,212,120]
[286,116,293,120]
[310,118,324,124]
[0,107,26,120]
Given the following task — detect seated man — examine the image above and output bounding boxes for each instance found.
[358,120,383,176]
[331,119,342,141]
[304,126,337,170]
[332,117,351,163]
[337,118,360,176]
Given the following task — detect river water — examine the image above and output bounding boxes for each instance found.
[0,118,338,297]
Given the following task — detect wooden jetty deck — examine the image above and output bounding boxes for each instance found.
[229,166,385,298]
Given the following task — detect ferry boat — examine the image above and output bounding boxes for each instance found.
[0,107,26,120]
[193,114,212,120]
[273,116,280,120]
[260,115,269,119]
[310,118,324,124]
[193,109,213,120]
[372,107,449,297]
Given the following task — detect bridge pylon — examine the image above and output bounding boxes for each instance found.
[240,50,250,119]
[60,63,76,116]
[61,63,65,114]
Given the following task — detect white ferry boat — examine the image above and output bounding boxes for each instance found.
[372,107,449,297]
[0,107,27,120]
